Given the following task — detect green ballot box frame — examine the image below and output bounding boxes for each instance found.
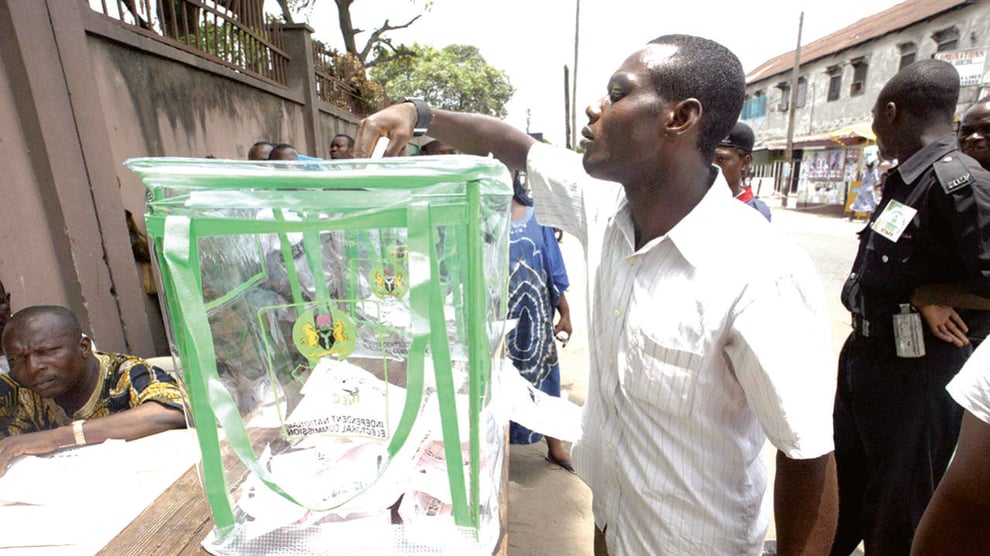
[128,156,512,550]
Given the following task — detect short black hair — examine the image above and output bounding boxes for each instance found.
[332,134,355,146]
[3,305,81,345]
[878,59,959,124]
[269,143,300,160]
[645,34,745,162]
[251,140,275,149]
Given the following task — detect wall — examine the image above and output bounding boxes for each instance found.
[0,1,361,357]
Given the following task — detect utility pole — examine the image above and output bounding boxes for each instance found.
[782,11,803,208]
[571,0,581,150]
[564,65,572,150]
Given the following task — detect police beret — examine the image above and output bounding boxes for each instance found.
[719,122,755,154]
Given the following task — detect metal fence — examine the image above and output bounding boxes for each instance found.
[312,40,369,117]
[89,0,289,87]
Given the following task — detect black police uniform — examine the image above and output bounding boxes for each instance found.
[832,134,990,555]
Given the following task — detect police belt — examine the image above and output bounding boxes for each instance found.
[852,314,893,338]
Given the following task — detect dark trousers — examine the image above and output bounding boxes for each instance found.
[831,332,967,555]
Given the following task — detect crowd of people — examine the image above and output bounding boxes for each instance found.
[5,29,990,556]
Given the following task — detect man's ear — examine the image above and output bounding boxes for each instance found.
[79,335,92,358]
[741,153,753,172]
[665,98,702,136]
[880,101,897,123]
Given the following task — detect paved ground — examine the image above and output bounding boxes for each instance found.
[505,197,865,555]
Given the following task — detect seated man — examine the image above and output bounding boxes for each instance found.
[0,306,186,475]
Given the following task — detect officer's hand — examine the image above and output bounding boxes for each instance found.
[354,103,419,158]
[918,304,970,347]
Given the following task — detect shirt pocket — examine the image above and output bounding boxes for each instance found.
[623,331,702,417]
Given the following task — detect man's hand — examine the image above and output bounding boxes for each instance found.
[0,427,70,477]
[918,304,970,346]
[354,103,419,158]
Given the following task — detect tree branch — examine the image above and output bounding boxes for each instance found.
[357,15,422,65]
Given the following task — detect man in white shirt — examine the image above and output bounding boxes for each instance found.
[356,34,837,555]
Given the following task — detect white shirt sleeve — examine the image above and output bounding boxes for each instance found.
[947,341,990,425]
[725,249,837,459]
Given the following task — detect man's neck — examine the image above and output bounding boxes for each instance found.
[893,123,953,162]
[624,162,713,250]
[56,356,100,415]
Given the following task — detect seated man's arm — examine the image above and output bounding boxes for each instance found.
[0,402,184,476]
[774,452,838,555]
[911,411,990,555]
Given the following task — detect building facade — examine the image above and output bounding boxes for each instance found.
[743,0,990,207]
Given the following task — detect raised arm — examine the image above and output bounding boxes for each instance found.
[0,401,184,476]
[774,451,838,555]
[354,103,536,171]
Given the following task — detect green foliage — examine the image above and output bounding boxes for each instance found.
[370,43,514,118]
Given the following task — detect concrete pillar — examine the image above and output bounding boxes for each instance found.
[0,0,159,355]
[282,24,323,159]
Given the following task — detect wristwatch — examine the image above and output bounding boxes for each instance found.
[404,97,432,137]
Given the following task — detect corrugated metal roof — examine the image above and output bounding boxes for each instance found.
[746,0,971,84]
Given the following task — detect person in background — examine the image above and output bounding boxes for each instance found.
[910,339,990,555]
[958,96,990,171]
[831,60,990,555]
[506,174,574,471]
[714,121,771,220]
[329,134,355,159]
[0,306,186,475]
[269,143,300,161]
[419,139,457,156]
[848,159,879,221]
[247,140,275,161]
[354,33,837,555]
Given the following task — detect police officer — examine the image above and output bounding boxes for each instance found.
[832,60,990,555]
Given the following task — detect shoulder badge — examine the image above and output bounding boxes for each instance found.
[934,155,974,194]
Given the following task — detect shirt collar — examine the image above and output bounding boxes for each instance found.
[667,169,735,267]
[894,133,958,186]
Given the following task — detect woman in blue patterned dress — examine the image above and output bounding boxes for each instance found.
[507,175,574,471]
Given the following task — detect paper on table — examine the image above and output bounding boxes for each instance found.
[0,429,201,552]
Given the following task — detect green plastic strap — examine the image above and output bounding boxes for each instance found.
[416,205,471,527]
[162,216,305,521]
[466,182,487,526]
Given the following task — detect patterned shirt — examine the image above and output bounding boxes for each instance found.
[527,143,835,555]
[0,351,185,436]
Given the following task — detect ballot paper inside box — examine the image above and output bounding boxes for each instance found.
[127,156,513,555]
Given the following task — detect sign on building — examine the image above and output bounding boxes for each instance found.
[935,48,988,87]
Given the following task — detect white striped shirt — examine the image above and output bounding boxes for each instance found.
[526,143,835,555]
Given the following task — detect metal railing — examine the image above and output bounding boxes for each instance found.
[89,0,289,87]
[312,40,370,117]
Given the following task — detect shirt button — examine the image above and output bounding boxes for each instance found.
[613,309,621,317]
[881,255,889,263]
[608,357,616,365]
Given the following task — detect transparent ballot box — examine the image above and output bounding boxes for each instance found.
[127,156,512,555]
